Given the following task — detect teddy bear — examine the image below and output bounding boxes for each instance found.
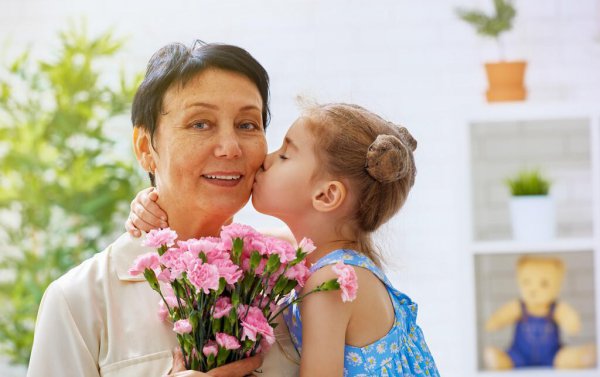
[484,255,596,369]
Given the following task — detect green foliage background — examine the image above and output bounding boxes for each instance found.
[455,0,516,39]
[0,24,144,364]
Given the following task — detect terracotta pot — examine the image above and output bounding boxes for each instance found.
[484,61,527,102]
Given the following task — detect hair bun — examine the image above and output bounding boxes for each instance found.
[365,133,415,183]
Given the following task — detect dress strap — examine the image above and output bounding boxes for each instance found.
[311,249,417,319]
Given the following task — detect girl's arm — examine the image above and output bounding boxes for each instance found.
[125,187,169,236]
[299,266,353,377]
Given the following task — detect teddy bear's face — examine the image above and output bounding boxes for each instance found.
[517,260,564,307]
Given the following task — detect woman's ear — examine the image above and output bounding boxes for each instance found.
[312,181,347,213]
[133,127,156,173]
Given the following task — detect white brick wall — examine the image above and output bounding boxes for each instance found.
[1,1,599,376]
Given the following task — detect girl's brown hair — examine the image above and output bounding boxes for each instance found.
[304,102,417,266]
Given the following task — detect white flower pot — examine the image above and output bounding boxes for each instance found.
[509,195,555,241]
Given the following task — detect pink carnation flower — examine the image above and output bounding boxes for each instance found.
[284,261,311,287]
[239,305,275,345]
[203,340,218,357]
[220,223,261,250]
[264,236,296,263]
[173,319,192,334]
[187,261,220,294]
[332,261,358,302]
[213,258,243,285]
[128,252,160,276]
[216,332,241,350]
[143,228,178,248]
[212,297,233,319]
[298,237,316,254]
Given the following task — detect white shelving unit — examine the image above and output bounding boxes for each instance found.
[463,102,600,377]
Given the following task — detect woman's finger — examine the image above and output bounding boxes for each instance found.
[207,354,263,377]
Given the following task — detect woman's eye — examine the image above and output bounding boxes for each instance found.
[279,154,288,160]
[239,122,259,131]
[192,121,209,129]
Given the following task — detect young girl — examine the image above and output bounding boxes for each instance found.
[128,102,440,376]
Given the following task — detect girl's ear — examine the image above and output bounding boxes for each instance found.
[312,180,347,213]
[133,127,156,173]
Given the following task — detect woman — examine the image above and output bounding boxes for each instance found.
[27,42,298,377]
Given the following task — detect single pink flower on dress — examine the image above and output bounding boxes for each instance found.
[332,261,358,302]
[239,305,275,345]
[128,252,160,276]
[203,340,218,357]
[298,237,316,254]
[216,332,241,350]
[173,319,192,334]
[284,261,311,287]
[213,297,233,319]
[187,261,220,294]
[143,228,178,248]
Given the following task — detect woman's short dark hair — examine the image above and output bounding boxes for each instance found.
[131,41,270,184]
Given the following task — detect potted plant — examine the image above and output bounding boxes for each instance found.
[505,169,555,241]
[456,0,527,102]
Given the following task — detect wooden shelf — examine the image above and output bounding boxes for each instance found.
[471,238,597,255]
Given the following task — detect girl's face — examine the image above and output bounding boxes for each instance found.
[252,116,321,222]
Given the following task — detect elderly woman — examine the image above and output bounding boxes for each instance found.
[27,42,298,377]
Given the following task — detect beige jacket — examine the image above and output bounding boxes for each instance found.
[27,233,299,377]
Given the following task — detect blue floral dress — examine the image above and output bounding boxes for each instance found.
[283,249,440,376]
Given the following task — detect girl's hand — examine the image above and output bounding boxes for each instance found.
[167,348,263,377]
[125,187,169,237]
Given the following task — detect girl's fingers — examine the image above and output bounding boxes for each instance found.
[125,217,141,238]
[129,210,158,233]
[141,189,168,224]
[132,201,166,229]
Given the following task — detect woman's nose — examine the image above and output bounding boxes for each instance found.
[214,128,242,159]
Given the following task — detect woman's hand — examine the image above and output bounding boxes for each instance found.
[167,348,263,377]
[125,187,169,237]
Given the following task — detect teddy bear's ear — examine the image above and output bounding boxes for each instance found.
[552,258,565,278]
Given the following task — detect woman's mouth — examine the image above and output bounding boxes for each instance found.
[202,173,243,187]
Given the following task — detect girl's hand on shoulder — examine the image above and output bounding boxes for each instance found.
[167,348,263,377]
[125,187,168,237]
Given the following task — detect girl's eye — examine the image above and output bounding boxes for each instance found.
[279,154,288,160]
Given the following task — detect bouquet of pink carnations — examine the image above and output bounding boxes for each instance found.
[129,223,357,372]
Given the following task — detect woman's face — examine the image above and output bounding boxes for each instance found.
[145,68,267,222]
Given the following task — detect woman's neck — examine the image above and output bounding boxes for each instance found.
[159,199,231,240]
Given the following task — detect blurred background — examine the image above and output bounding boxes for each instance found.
[1,0,599,376]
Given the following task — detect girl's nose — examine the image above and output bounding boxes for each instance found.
[262,151,276,170]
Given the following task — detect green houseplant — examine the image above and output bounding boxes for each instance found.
[0,23,143,365]
[456,0,527,102]
[504,169,555,241]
